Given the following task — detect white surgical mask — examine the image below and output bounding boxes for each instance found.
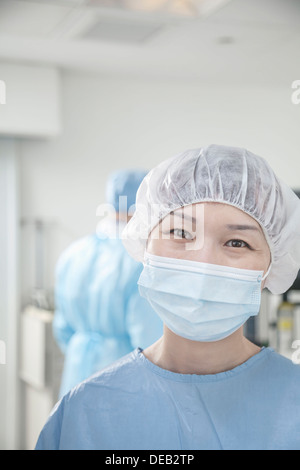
[138,253,270,342]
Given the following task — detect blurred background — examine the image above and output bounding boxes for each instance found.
[0,0,300,450]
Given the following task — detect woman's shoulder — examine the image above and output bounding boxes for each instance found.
[35,349,146,449]
[266,347,300,368]
[262,347,300,385]
[71,348,144,394]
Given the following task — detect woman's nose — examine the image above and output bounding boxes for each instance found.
[184,239,222,265]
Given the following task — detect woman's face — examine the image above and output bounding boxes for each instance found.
[147,202,271,277]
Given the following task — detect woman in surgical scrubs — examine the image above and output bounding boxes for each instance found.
[36,145,300,450]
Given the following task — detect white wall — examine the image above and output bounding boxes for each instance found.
[19,70,300,300]
[0,62,61,137]
[0,139,19,450]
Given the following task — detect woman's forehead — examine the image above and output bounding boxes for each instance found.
[170,202,261,226]
[163,203,266,241]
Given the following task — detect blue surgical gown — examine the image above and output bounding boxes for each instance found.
[53,233,163,397]
[36,347,300,450]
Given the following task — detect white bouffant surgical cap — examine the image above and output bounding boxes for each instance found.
[122,144,300,295]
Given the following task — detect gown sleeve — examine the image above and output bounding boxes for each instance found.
[51,245,77,354]
[52,292,75,354]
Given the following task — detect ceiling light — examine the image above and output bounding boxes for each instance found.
[88,0,232,18]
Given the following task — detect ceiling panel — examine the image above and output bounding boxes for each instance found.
[210,0,300,26]
[0,0,73,37]
[81,18,165,44]
[0,0,299,87]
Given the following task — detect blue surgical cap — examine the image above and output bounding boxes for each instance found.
[106,169,147,212]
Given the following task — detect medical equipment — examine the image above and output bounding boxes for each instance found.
[20,305,63,450]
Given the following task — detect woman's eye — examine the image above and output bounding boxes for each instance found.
[226,239,250,249]
[171,229,194,240]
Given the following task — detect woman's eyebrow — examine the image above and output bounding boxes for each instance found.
[169,211,196,224]
[226,224,260,232]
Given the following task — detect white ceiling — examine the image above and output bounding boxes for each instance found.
[0,0,299,85]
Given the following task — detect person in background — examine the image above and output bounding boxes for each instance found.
[53,169,163,397]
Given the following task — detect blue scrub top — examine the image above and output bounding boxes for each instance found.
[36,347,300,450]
